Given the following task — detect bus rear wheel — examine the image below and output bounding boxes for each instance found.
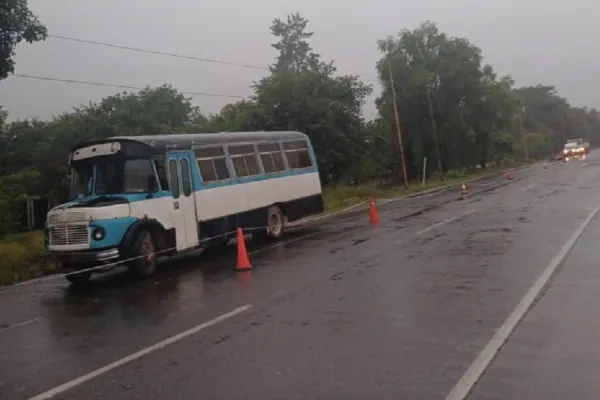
[266,205,285,240]
[128,230,157,278]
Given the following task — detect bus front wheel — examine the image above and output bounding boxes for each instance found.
[128,230,157,278]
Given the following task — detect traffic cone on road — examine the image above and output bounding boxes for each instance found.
[507,169,514,180]
[460,183,468,199]
[368,198,379,224]
[235,227,252,271]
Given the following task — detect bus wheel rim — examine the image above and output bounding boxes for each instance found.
[140,239,155,270]
[269,212,282,236]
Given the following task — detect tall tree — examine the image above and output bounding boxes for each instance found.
[0,0,47,80]
[375,21,519,178]
[269,13,322,73]
[258,13,372,183]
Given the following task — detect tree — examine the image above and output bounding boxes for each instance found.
[515,85,600,151]
[375,21,522,179]
[253,14,373,183]
[0,0,47,80]
[191,100,262,133]
[269,13,321,73]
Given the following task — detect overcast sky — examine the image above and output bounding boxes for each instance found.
[0,0,598,122]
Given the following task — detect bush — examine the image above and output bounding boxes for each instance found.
[0,231,50,286]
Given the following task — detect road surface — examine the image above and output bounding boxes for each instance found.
[2,154,600,400]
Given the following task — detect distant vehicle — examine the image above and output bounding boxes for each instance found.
[563,138,587,161]
[44,131,324,285]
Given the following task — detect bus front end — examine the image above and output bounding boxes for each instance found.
[45,205,125,269]
[45,140,165,284]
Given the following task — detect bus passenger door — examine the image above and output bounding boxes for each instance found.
[167,152,200,251]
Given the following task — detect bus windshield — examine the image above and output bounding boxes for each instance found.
[70,164,94,198]
[69,158,156,199]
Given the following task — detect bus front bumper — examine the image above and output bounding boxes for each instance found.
[49,248,121,270]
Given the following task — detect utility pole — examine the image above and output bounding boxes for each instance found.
[387,54,409,189]
[519,105,529,160]
[426,86,444,181]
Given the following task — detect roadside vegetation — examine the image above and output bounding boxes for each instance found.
[1,3,599,285]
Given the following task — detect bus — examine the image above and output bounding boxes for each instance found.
[44,131,324,284]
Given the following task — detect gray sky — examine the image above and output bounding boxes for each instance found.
[0,0,598,122]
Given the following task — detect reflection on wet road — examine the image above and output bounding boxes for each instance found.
[3,155,600,399]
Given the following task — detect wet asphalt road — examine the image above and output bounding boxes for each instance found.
[2,155,600,399]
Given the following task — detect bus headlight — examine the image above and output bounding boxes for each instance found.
[92,227,105,241]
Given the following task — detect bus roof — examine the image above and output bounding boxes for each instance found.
[70,131,309,153]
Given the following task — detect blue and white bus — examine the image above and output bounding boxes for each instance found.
[44,131,324,284]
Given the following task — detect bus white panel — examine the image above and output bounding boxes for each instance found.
[193,172,322,221]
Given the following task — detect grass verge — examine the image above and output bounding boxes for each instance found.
[0,231,55,287]
[323,160,535,212]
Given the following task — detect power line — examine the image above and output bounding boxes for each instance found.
[47,34,379,84]
[11,74,247,99]
[48,34,269,71]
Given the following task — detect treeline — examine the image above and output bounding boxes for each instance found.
[1,14,600,235]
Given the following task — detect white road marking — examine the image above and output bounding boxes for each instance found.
[0,317,44,334]
[28,304,252,400]
[520,184,535,192]
[416,210,476,236]
[445,203,600,400]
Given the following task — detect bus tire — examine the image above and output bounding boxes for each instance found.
[128,230,157,278]
[266,205,285,240]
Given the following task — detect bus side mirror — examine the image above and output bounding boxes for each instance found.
[147,174,157,194]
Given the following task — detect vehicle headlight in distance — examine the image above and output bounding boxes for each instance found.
[92,227,105,241]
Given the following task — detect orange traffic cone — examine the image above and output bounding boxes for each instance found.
[368,198,379,224]
[235,227,252,271]
[460,183,468,198]
[507,169,514,180]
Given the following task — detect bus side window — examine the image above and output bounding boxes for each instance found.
[153,158,169,190]
[283,140,313,170]
[214,157,230,180]
[229,144,260,178]
[180,158,192,196]
[258,142,286,173]
[195,146,230,183]
[168,159,180,198]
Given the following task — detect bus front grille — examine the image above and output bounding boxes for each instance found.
[49,225,89,246]
[47,210,87,224]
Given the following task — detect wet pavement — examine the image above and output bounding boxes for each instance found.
[2,155,600,399]
[469,189,600,399]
